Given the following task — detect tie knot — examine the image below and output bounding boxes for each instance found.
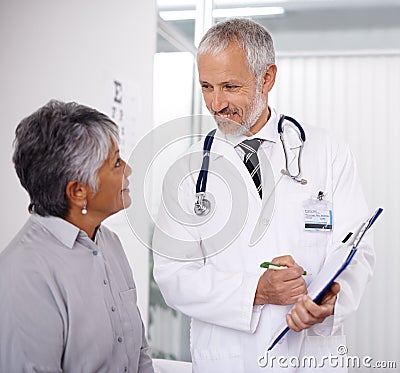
[238,138,262,154]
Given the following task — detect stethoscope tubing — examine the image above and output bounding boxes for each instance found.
[277,114,306,142]
[196,129,216,194]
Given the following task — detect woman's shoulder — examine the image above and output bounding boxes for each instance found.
[0,217,55,286]
[1,216,45,260]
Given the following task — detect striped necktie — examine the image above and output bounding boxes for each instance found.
[238,139,263,199]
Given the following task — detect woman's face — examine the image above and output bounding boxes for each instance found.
[87,143,132,220]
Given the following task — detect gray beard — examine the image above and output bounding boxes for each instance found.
[214,90,266,136]
[239,89,266,135]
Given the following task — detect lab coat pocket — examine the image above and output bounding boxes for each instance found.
[119,288,143,339]
[192,354,244,373]
[192,341,244,373]
[301,229,330,249]
[191,321,244,372]
[300,230,331,276]
[300,335,348,372]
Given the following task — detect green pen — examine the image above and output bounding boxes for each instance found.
[260,261,311,276]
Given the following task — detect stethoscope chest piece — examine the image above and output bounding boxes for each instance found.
[194,192,211,216]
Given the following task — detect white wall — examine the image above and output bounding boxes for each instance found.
[0,0,156,327]
[274,28,400,52]
[270,52,400,371]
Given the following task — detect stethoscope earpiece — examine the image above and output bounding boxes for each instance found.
[281,169,308,185]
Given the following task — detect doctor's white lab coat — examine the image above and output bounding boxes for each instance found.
[152,110,375,373]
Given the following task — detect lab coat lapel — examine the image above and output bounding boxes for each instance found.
[209,135,262,202]
[248,127,303,245]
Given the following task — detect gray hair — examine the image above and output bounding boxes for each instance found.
[197,18,275,82]
[12,100,119,218]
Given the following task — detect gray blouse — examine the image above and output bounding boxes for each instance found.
[0,214,154,373]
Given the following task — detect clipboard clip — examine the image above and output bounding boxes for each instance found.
[352,207,383,249]
[344,207,383,264]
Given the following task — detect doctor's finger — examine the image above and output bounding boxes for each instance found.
[321,282,340,303]
[318,286,340,310]
[300,296,329,319]
[286,287,307,305]
[281,276,307,294]
[279,266,306,281]
[289,280,307,296]
[278,280,307,303]
[297,296,334,322]
[282,273,306,288]
[286,310,312,332]
[292,299,326,326]
[271,255,296,266]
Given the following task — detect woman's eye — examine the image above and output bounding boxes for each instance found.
[115,159,122,167]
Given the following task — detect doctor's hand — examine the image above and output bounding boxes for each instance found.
[286,282,340,332]
[254,255,307,305]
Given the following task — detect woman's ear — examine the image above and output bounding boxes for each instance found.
[261,64,277,94]
[65,180,88,210]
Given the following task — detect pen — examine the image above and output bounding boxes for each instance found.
[260,261,311,276]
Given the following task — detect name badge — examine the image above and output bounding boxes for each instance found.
[303,192,332,231]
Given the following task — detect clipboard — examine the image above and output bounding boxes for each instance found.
[267,207,383,351]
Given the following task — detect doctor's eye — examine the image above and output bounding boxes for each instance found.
[115,158,122,167]
[225,85,240,91]
[201,83,212,91]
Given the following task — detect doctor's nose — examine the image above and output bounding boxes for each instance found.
[210,90,228,113]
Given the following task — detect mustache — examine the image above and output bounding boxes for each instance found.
[211,108,239,116]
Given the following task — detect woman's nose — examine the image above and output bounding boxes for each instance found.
[124,161,132,177]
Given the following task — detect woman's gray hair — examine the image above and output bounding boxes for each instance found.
[12,100,119,218]
[197,18,275,83]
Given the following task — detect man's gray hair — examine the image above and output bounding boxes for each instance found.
[12,100,119,218]
[198,18,275,82]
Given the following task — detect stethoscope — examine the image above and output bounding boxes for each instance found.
[277,114,307,185]
[194,115,306,216]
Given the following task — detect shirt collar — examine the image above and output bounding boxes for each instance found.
[31,214,83,249]
[215,107,279,146]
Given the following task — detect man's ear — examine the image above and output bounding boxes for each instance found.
[65,180,88,210]
[261,64,277,94]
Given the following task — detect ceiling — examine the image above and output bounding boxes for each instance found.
[158,0,400,11]
[156,0,400,52]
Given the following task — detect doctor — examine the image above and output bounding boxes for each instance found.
[153,18,374,372]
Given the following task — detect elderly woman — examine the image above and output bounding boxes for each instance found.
[0,100,154,373]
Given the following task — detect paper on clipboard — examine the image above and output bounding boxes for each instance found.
[267,207,383,351]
